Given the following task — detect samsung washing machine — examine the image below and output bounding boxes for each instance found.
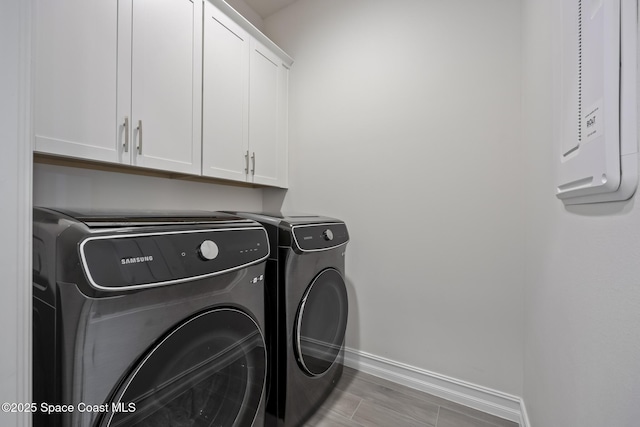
[32,208,270,427]
[229,212,349,427]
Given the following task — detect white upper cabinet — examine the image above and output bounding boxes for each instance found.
[202,2,250,181]
[203,0,292,188]
[129,0,202,174]
[34,0,289,186]
[34,0,203,175]
[34,0,123,163]
[249,39,288,187]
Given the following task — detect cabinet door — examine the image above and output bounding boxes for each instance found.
[249,40,288,187]
[202,2,250,181]
[34,0,128,164]
[131,0,202,175]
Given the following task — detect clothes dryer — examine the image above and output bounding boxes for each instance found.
[230,212,350,427]
[32,208,270,427]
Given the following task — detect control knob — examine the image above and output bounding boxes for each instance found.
[199,240,219,260]
[322,229,334,241]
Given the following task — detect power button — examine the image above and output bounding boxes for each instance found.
[199,240,219,260]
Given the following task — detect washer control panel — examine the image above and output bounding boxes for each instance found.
[80,227,269,290]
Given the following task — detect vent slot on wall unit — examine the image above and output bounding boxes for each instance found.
[556,0,638,204]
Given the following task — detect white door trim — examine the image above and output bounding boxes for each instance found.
[8,0,34,425]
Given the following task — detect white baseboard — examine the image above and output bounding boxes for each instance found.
[519,399,531,427]
[343,347,529,426]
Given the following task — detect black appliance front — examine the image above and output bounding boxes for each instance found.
[32,208,270,427]
[280,237,349,427]
[101,308,265,427]
[228,213,350,427]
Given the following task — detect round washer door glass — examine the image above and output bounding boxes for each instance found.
[295,268,348,376]
[102,308,266,427]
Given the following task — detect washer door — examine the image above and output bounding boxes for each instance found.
[294,268,348,376]
[101,308,266,427]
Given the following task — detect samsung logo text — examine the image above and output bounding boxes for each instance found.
[121,255,154,265]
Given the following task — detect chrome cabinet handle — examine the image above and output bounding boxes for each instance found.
[245,150,249,174]
[123,117,129,152]
[137,120,143,155]
[251,152,255,175]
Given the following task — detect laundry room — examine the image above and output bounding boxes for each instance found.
[3,0,640,426]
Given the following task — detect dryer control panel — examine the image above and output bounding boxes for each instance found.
[80,227,269,290]
[292,223,349,252]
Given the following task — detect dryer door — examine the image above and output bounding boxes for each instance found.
[294,268,348,376]
[100,308,266,427]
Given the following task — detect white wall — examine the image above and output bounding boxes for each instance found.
[265,0,524,395]
[33,163,263,212]
[522,0,640,426]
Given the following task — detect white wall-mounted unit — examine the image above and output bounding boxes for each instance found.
[556,0,638,204]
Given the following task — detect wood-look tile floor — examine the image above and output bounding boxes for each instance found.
[303,367,519,427]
